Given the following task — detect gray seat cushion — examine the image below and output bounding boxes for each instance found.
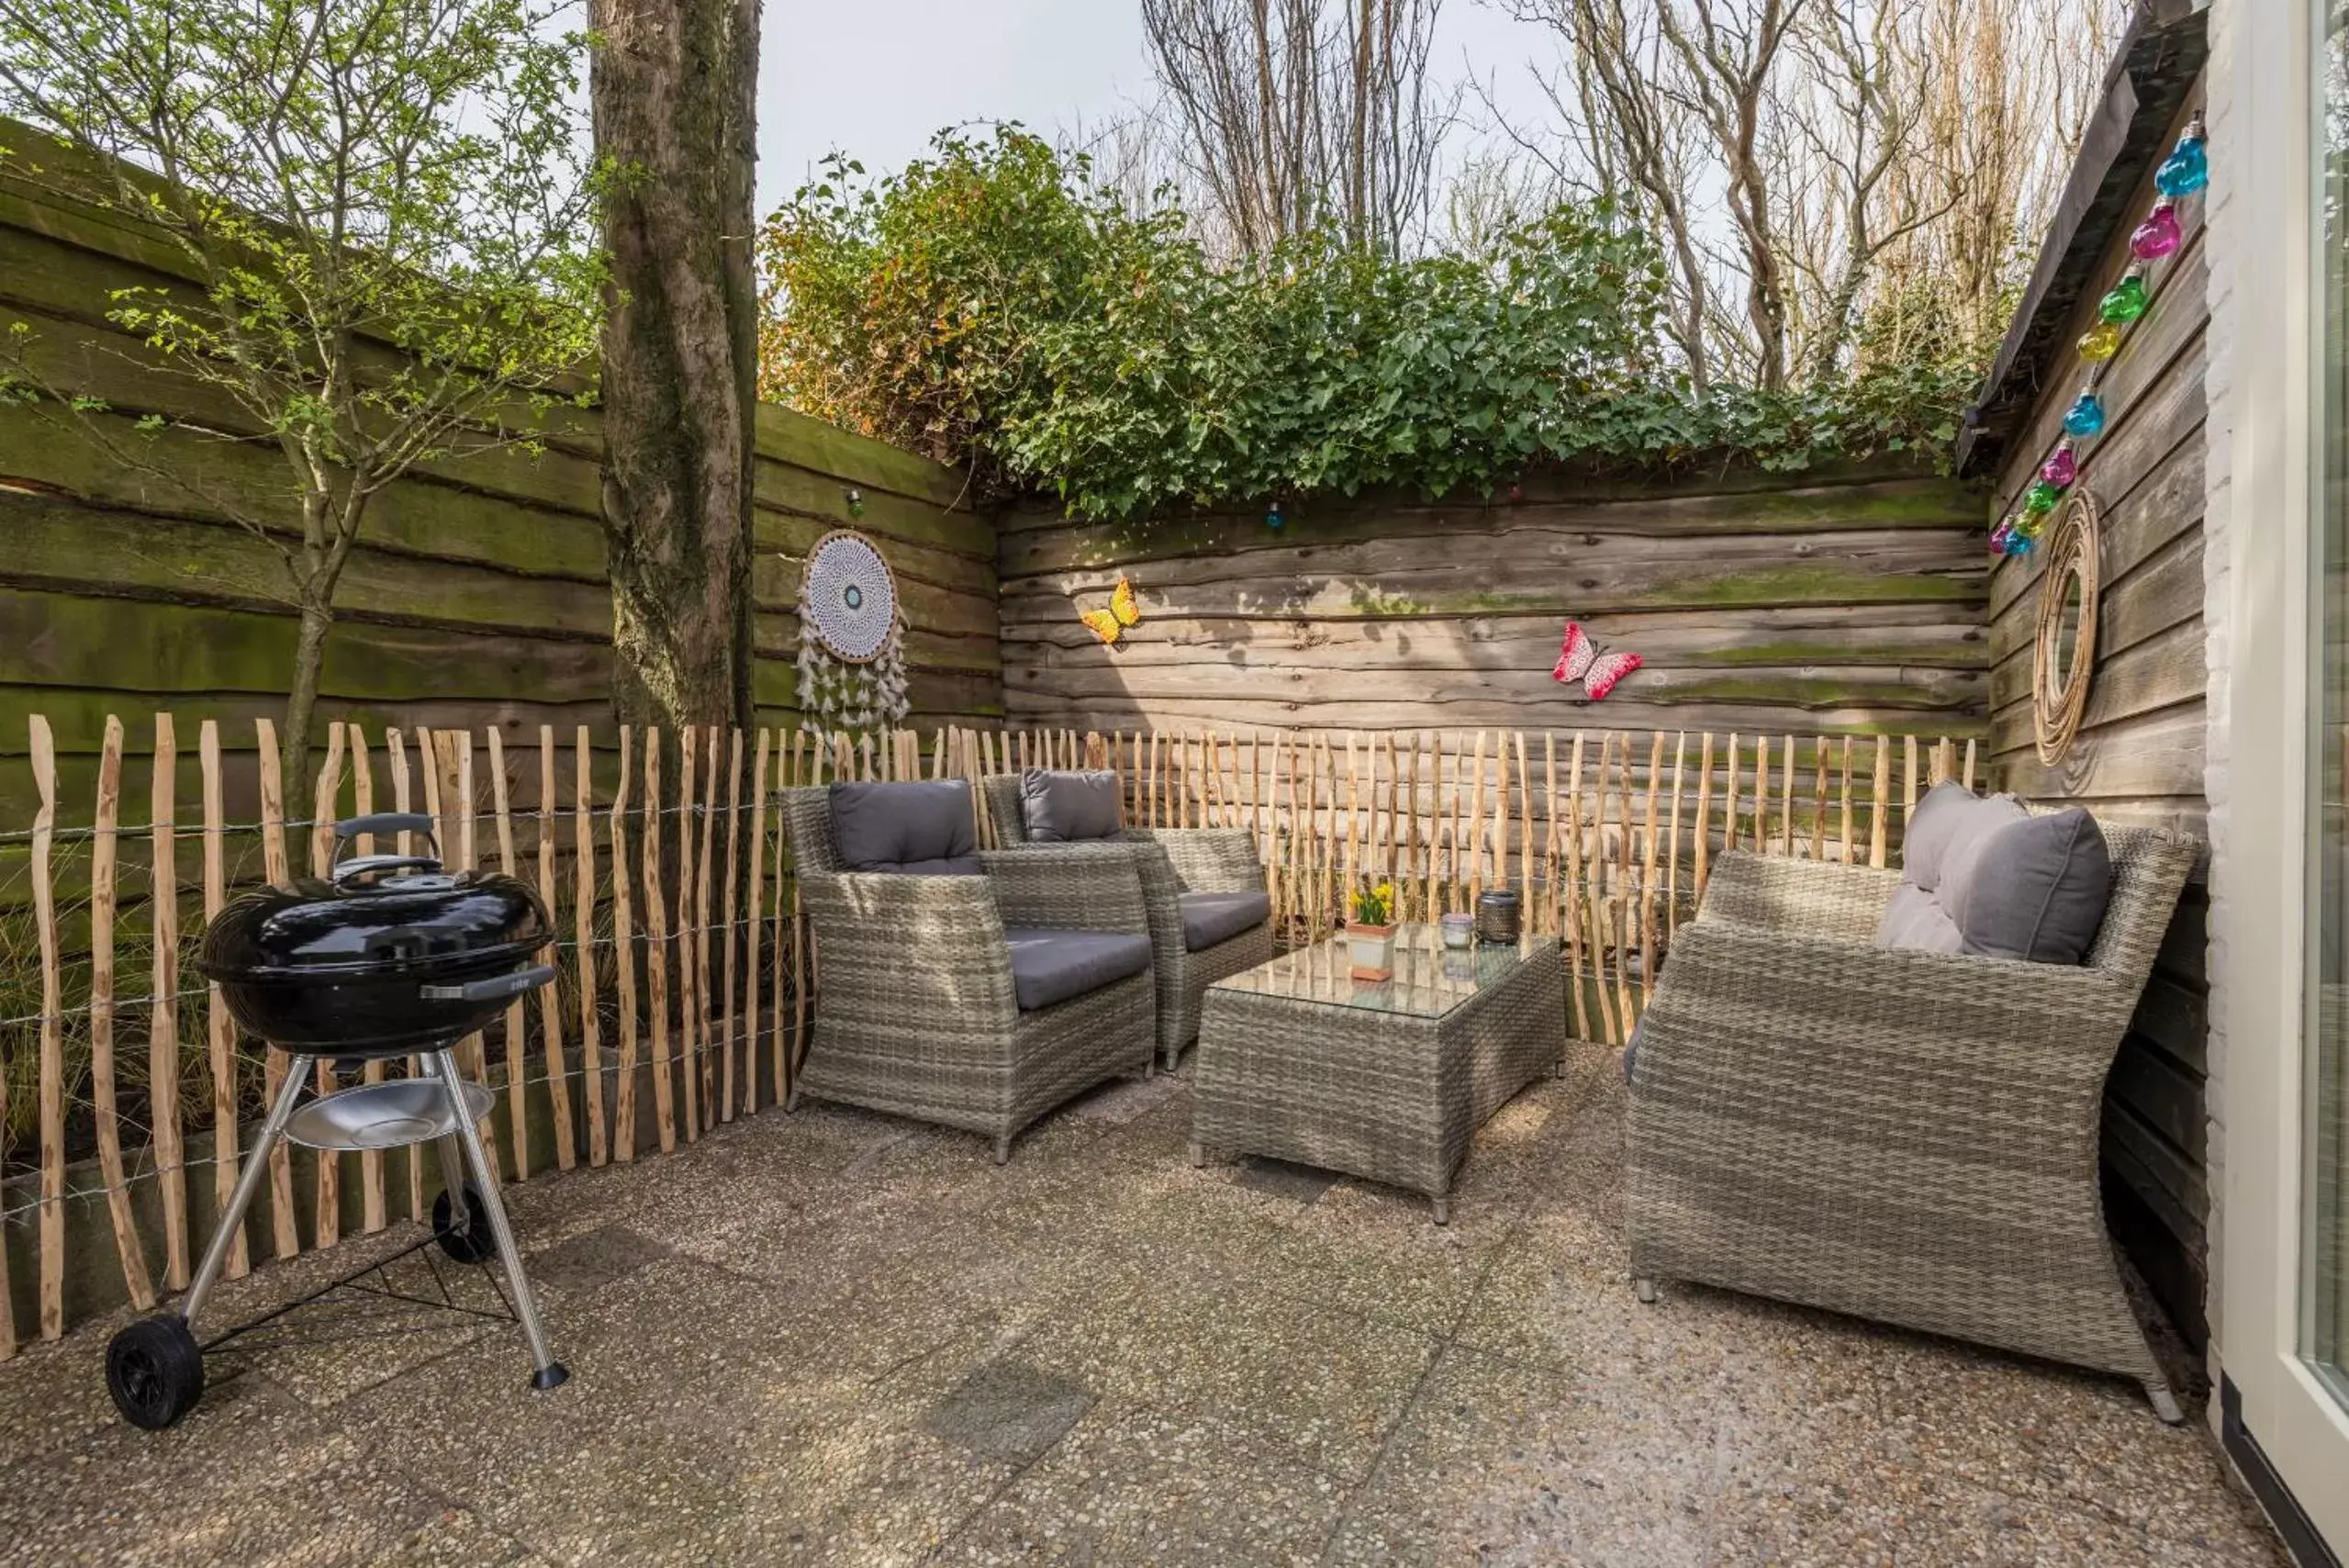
[829,779,980,877]
[1001,926,1153,1011]
[1178,890,1270,952]
[1020,769,1123,843]
[1875,784,2111,964]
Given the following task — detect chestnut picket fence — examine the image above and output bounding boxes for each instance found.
[0,714,1973,1350]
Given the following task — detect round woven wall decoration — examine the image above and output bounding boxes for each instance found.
[2033,489,2103,766]
[796,530,909,735]
[801,530,900,664]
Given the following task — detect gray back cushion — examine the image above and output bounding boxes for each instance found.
[1946,809,2112,964]
[1877,789,2113,965]
[1020,769,1123,843]
[1900,780,2002,891]
[828,779,980,876]
[1874,883,1963,954]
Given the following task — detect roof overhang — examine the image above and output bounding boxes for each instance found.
[1952,0,2209,479]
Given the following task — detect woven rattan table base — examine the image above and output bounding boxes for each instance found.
[1189,935,1566,1222]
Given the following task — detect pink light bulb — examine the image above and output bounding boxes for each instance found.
[2131,203,2181,261]
[2041,447,2077,487]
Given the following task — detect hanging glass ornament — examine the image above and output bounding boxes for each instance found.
[2041,443,2078,488]
[1265,501,1286,531]
[2024,481,2064,517]
[2131,203,2182,261]
[2078,321,2123,363]
[2001,527,2034,557]
[2099,267,2149,324]
[2015,509,2050,542]
[2063,390,2108,439]
[1989,518,2016,554]
[2155,116,2209,197]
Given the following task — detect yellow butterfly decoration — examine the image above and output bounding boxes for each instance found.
[1079,575,1143,646]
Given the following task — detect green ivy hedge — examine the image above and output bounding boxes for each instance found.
[758,129,1982,521]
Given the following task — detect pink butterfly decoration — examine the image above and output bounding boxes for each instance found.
[1551,621,1643,701]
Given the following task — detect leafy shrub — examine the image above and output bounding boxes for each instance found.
[759,129,1979,521]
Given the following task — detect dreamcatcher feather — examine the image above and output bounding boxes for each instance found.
[795,531,910,737]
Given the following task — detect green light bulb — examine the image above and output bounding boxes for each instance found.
[2099,271,2148,324]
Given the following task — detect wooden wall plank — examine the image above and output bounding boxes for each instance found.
[1000,461,1986,738]
[0,175,1001,737]
[1975,84,2212,1351]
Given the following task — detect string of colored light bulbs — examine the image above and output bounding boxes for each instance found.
[1990,112,2209,558]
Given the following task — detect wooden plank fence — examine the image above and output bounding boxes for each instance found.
[0,713,1971,1349]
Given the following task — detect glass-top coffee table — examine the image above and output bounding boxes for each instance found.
[1188,924,1566,1223]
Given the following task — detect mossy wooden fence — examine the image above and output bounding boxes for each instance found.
[0,140,1002,834]
[0,711,1967,1350]
[999,459,1992,737]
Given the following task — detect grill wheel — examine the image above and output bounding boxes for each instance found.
[106,1316,205,1430]
[432,1184,498,1264]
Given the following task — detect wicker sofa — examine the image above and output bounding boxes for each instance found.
[778,782,1158,1161]
[1626,825,2198,1420]
[981,774,1274,1070]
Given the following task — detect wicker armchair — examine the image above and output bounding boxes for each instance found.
[982,776,1275,1070]
[1626,826,2198,1421]
[778,785,1157,1160]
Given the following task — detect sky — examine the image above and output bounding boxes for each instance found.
[755,0,1558,218]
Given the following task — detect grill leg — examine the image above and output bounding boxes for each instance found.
[429,1050,568,1391]
[432,1133,471,1230]
[179,1054,313,1337]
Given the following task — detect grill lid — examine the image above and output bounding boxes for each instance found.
[197,813,552,984]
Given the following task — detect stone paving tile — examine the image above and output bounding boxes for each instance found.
[0,1322,141,1471]
[365,1506,557,1567]
[0,1061,2291,1568]
[322,1257,823,1567]
[1108,1180,1493,1337]
[526,1222,676,1296]
[936,1396,1345,1567]
[1320,1343,1728,1568]
[721,1367,1027,1567]
[1016,1249,1444,1484]
[1233,1156,1342,1205]
[923,1358,1096,1463]
[210,1232,524,1409]
[1708,1462,2282,1567]
[0,1373,443,1568]
[1784,1333,2288,1555]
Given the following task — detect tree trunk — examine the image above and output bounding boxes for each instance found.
[280,599,333,784]
[590,0,760,738]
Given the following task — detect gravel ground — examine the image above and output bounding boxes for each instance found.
[0,1044,2288,1566]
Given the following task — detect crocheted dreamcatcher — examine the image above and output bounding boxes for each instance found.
[796,530,908,734]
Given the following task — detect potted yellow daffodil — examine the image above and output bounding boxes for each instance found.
[1347,879,1398,980]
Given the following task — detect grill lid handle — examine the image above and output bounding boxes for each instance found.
[419,965,555,1003]
[330,813,442,887]
[331,854,444,888]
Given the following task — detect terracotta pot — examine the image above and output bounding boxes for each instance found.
[1347,922,1397,981]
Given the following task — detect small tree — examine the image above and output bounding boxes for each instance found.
[0,0,605,774]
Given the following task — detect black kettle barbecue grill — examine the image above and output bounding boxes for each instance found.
[104,812,569,1429]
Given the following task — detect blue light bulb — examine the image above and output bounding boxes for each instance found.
[2156,131,2208,197]
[2062,391,2107,439]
